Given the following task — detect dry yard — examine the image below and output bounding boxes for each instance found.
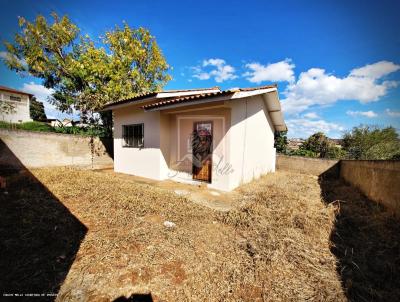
[1,166,399,301]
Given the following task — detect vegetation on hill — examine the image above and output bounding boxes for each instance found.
[275,125,400,160]
[0,120,109,137]
[342,125,400,160]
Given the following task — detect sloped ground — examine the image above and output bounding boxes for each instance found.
[1,167,399,301]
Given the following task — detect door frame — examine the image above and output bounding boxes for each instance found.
[192,120,213,183]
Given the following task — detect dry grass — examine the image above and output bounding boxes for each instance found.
[1,167,399,301]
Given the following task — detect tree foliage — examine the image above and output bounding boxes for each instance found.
[274,131,288,153]
[30,98,47,121]
[289,132,346,159]
[2,13,171,119]
[0,101,16,116]
[300,132,331,158]
[342,125,400,160]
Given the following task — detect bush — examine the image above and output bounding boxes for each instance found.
[18,121,55,132]
[342,125,400,160]
[0,120,55,132]
[0,120,110,138]
[288,149,318,158]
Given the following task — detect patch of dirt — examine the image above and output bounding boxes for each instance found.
[2,166,398,301]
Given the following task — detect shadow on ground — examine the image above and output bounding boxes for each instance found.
[319,166,400,301]
[0,139,87,300]
[113,293,153,302]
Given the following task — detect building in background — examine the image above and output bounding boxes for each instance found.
[0,85,33,123]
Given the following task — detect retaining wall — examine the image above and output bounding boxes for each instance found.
[340,160,400,214]
[0,129,113,169]
[276,154,400,214]
[276,155,339,177]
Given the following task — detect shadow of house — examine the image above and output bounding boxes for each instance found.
[99,137,114,159]
[319,165,400,301]
[113,293,153,302]
[0,139,87,300]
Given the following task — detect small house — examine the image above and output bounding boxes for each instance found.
[102,85,286,191]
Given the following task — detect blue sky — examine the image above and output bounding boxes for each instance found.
[0,0,399,138]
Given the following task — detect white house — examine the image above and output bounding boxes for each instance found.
[0,85,33,123]
[102,85,287,191]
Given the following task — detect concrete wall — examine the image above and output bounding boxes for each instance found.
[341,160,400,214]
[0,90,32,123]
[276,155,399,214]
[0,129,113,169]
[276,154,340,177]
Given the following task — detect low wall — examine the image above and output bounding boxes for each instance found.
[341,160,400,214]
[276,154,400,215]
[0,129,113,169]
[276,155,339,177]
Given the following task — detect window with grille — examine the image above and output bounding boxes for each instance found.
[9,95,22,102]
[122,124,144,148]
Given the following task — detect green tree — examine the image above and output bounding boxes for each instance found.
[342,125,400,160]
[300,132,331,158]
[274,131,288,153]
[30,97,47,121]
[296,132,346,159]
[2,13,170,123]
[0,101,16,117]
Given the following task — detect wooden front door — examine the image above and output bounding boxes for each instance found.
[192,121,213,183]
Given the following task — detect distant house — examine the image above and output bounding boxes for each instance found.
[0,85,33,123]
[102,85,287,191]
[288,138,305,151]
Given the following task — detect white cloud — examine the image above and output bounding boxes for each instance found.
[0,51,27,66]
[385,108,400,117]
[286,118,344,138]
[192,58,237,83]
[243,59,295,83]
[346,110,378,118]
[282,61,400,115]
[350,61,400,79]
[303,112,319,119]
[21,82,78,120]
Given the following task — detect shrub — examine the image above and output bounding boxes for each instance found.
[0,120,54,132]
[17,121,55,132]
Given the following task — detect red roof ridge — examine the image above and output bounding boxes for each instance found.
[0,85,34,96]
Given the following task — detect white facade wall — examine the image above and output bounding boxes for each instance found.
[226,95,276,190]
[0,90,32,123]
[113,107,169,180]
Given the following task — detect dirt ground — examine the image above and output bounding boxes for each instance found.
[1,166,399,302]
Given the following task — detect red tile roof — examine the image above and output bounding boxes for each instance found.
[0,85,34,96]
[102,87,220,109]
[142,85,277,110]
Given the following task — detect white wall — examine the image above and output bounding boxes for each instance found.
[226,95,276,190]
[113,107,169,180]
[0,91,31,123]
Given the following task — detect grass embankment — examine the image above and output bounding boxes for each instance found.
[1,167,398,301]
[0,120,108,137]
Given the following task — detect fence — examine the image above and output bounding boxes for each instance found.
[276,155,400,214]
[0,129,113,169]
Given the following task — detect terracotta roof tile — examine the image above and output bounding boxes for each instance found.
[102,87,220,109]
[142,85,277,111]
[0,85,34,96]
